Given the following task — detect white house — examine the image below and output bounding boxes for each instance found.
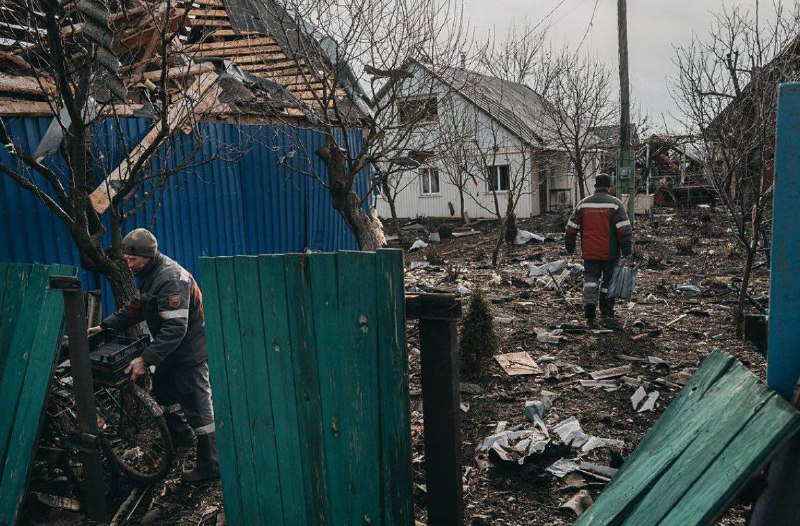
[375,60,600,220]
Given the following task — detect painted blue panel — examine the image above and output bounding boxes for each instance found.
[0,117,363,314]
[768,83,800,400]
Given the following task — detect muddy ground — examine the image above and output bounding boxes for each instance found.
[21,207,769,525]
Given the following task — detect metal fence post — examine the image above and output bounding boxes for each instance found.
[749,83,800,526]
[407,294,463,526]
[49,276,107,522]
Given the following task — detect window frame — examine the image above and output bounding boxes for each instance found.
[419,167,441,196]
[486,164,510,192]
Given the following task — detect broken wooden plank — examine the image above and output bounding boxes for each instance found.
[589,365,632,380]
[574,350,800,526]
[89,71,222,213]
[140,61,215,81]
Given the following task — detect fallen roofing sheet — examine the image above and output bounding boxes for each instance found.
[574,350,800,525]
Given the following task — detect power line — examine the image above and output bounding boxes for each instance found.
[576,0,602,52]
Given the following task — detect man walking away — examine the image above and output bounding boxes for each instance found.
[565,174,633,328]
[89,229,219,483]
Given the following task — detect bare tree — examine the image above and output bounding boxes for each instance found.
[245,0,471,250]
[532,48,616,201]
[672,0,800,336]
[0,0,230,305]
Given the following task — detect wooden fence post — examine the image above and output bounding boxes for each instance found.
[407,294,463,526]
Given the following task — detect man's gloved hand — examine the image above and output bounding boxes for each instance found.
[126,357,147,383]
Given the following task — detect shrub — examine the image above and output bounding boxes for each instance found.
[459,288,498,377]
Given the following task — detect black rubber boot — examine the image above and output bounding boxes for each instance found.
[584,304,597,328]
[165,413,195,447]
[182,433,220,484]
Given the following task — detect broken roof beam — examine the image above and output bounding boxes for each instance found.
[140,60,215,82]
[184,36,279,51]
[0,72,54,97]
[89,71,222,214]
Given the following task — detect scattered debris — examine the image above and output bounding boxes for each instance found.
[677,281,702,295]
[631,386,660,412]
[536,329,564,344]
[580,379,620,391]
[495,352,542,376]
[590,365,633,380]
[514,230,546,245]
[34,493,82,512]
[559,490,593,517]
[409,239,428,251]
[452,230,479,238]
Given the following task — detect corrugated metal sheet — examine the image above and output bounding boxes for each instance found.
[0,117,366,312]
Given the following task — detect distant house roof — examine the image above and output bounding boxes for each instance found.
[412,60,553,147]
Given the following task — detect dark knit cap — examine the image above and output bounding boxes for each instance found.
[595,174,611,188]
[121,228,158,258]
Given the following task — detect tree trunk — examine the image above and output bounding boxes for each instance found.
[491,219,504,268]
[104,259,138,310]
[735,236,759,339]
[318,137,382,251]
[458,186,468,225]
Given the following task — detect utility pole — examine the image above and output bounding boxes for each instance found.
[616,0,636,227]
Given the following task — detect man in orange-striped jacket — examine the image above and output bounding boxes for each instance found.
[565,174,633,327]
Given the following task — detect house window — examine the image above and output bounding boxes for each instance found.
[420,167,440,194]
[487,165,510,191]
[398,97,438,125]
[550,189,571,209]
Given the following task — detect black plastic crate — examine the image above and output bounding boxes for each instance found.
[88,332,150,385]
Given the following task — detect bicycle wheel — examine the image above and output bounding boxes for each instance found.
[96,382,174,482]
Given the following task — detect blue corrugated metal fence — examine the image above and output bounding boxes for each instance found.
[0,117,367,312]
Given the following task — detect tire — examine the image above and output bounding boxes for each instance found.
[97,382,174,482]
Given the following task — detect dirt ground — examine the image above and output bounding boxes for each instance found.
[402,207,768,526]
[21,207,769,525]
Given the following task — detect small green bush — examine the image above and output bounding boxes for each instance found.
[459,288,498,377]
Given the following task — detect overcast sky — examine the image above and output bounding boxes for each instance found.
[462,0,772,132]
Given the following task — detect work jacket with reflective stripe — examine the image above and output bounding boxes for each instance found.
[565,188,633,260]
[102,253,206,366]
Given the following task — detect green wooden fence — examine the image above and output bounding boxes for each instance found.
[575,350,800,525]
[200,250,412,526]
[0,263,75,526]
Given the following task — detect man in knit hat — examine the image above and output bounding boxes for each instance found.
[89,228,219,483]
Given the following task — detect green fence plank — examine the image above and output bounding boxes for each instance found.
[0,264,33,378]
[576,353,750,525]
[576,351,800,526]
[215,257,262,525]
[661,393,800,526]
[609,350,737,484]
[0,266,49,464]
[199,257,245,526]
[306,253,349,524]
[232,257,283,525]
[621,368,767,524]
[258,255,307,525]
[0,268,66,524]
[203,252,411,525]
[375,249,413,525]
[336,251,380,525]
[284,255,330,525]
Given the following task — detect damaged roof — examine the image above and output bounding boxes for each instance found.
[0,0,365,122]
